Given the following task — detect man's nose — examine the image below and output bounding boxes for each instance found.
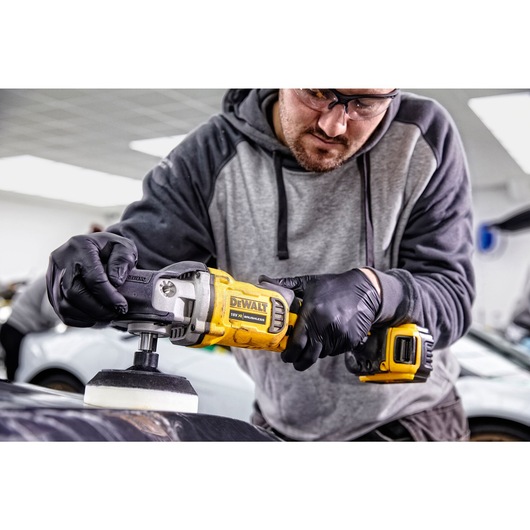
[317,104,348,138]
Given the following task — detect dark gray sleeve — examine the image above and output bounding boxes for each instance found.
[374,109,475,348]
[107,118,234,270]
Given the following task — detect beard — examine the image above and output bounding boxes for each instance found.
[287,127,350,172]
[278,98,351,172]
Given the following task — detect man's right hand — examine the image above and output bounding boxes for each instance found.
[46,232,138,327]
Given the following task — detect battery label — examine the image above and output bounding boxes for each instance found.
[229,309,267,325]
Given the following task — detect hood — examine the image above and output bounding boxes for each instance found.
[221,88,403,168]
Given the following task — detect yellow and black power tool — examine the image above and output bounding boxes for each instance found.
[112,261,433,383]
[113,261,298,352]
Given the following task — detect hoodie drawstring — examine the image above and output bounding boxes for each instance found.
[274,151,290,260]
[273,150,374,266]
[357,152,374,267]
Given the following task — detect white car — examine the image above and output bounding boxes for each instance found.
[451,325,530,441]
[12,323,530,441]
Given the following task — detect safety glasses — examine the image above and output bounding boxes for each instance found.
[293,89,399,120]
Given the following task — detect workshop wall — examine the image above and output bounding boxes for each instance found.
[0,193,120,283]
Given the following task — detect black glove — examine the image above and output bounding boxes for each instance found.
[46,232,138,327]
[262,269,381,371]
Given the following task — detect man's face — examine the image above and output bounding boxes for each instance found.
[274,89,395,172]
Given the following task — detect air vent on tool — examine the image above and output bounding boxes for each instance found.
[268,298,286,333]
[171,327,186,339]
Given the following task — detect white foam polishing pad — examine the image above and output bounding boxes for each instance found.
[83,369,199,413]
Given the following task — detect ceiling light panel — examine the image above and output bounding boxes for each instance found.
[0,155,143,207]
[129,135,186,158]
[468,92,530,174]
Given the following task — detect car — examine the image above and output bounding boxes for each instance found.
[9,322,530,441]
[452,325,530,441]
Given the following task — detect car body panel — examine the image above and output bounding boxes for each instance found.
[457,376,530,424]
[0,381,279,442]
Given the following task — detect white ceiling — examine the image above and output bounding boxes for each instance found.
[0,89,227,182]
[0,88,527,201]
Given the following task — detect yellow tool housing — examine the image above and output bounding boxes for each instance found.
[192,268,297,352]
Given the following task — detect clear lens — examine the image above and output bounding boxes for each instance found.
[346,97,392,119]
[295,89,337,110]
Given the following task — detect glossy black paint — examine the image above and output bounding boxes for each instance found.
[0,381,280,442]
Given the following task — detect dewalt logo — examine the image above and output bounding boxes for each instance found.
[230,296,268,314]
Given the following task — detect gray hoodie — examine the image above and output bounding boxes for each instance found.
[109,89,475,440]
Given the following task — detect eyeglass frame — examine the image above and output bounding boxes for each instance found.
[294,89,399,119]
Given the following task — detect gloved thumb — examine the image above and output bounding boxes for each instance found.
[258,275,298,307]
[258,275,312,298]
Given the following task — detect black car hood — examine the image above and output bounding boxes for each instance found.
[0,381,280,442]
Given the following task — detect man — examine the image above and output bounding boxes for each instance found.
[0,275,61,381]
[47,89,475,441]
